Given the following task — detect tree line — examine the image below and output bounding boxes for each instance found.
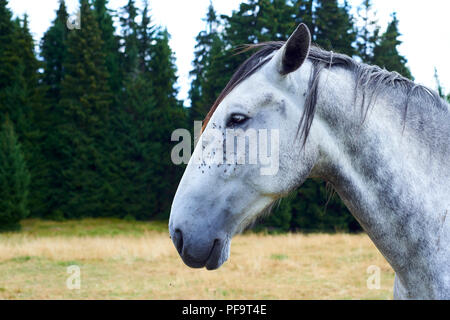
[0,0,447,231]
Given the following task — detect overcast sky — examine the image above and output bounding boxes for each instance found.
[8,0,450,106]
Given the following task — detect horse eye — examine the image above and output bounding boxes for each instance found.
[226,113,249,128]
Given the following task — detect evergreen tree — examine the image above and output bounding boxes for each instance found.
[189,2,226,123]
[37,1,69,219]
[110,72,159,219]
[56,0,113,218]
[137,0,156,73]
[149,29,179,107]
[290,179,360,232]
[106,0,159,219]
[93,0,122,94]
[109,4,186,220]
[355,0,379,63]
[15,15,40,97]
[92,0,129,217]
[314,0,356,56]
[255,0,297,42]
[40,0,68,102]
[222,0,260,47]
[6,14,40,140]
[217,0,297,110]
[120,0,139,77]
[0,117,30,231]
[293,0,315,38]
[0,0,23,127]
[0,1,44,217]
[223,0,296,47]
[147,29,187,218]
[372,13,413,79]
[0,0,19,103]
[15,14,48,217]
[259,197,293,233]
[195,33,229,121]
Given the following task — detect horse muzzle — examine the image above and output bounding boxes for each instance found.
[169,225,230,270]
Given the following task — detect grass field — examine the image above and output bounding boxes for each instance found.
[0,219,394,299]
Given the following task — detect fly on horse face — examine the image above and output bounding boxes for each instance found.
[169,24,450,299]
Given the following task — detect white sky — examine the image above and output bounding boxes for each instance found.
[8,0,450,106]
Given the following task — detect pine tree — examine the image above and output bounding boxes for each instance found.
[291,179,360,232]
[0,0,19,99]
[120,0,139,77]
[109,4,186,220]
[314,0,356,56]
[372,13,413,79]
[106,0,159,219]
[195,33,229,120]
[56,0,113,218]
[294,0,315,38]
[110,72,159,219]
[223,0,296,46]
[40,0,68,102]
[218,0,297,107]
[259,198,293,233]
[37,1,70,219]
[0,0,23,127]
[147,29,187,218]
[92,0,129,217]
[189,2,226,123]
[149,30,179,107]
[15,15,40,96]
[6,14,39,140]
[14,14,48,217]
[93,0,121,94]
[137,0,156,73]
[0,117,30,231]
[0,1,44,217]
[355,0,379,63]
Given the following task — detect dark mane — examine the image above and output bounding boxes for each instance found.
[202,41,449,144]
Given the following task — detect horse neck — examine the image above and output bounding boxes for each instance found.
[306,66,450,299]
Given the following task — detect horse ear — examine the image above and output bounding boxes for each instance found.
[280,23,311,75]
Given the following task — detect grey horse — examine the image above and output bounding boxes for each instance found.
[169,24,450,299]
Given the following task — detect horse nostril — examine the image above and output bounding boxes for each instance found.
[174,229,183,255]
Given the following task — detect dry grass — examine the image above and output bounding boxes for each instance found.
[0,219,394,299]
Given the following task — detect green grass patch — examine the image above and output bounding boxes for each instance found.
[2,218,168,238]
[55,261,81,267]
[270,254,288,260]
[10,256,32,263]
